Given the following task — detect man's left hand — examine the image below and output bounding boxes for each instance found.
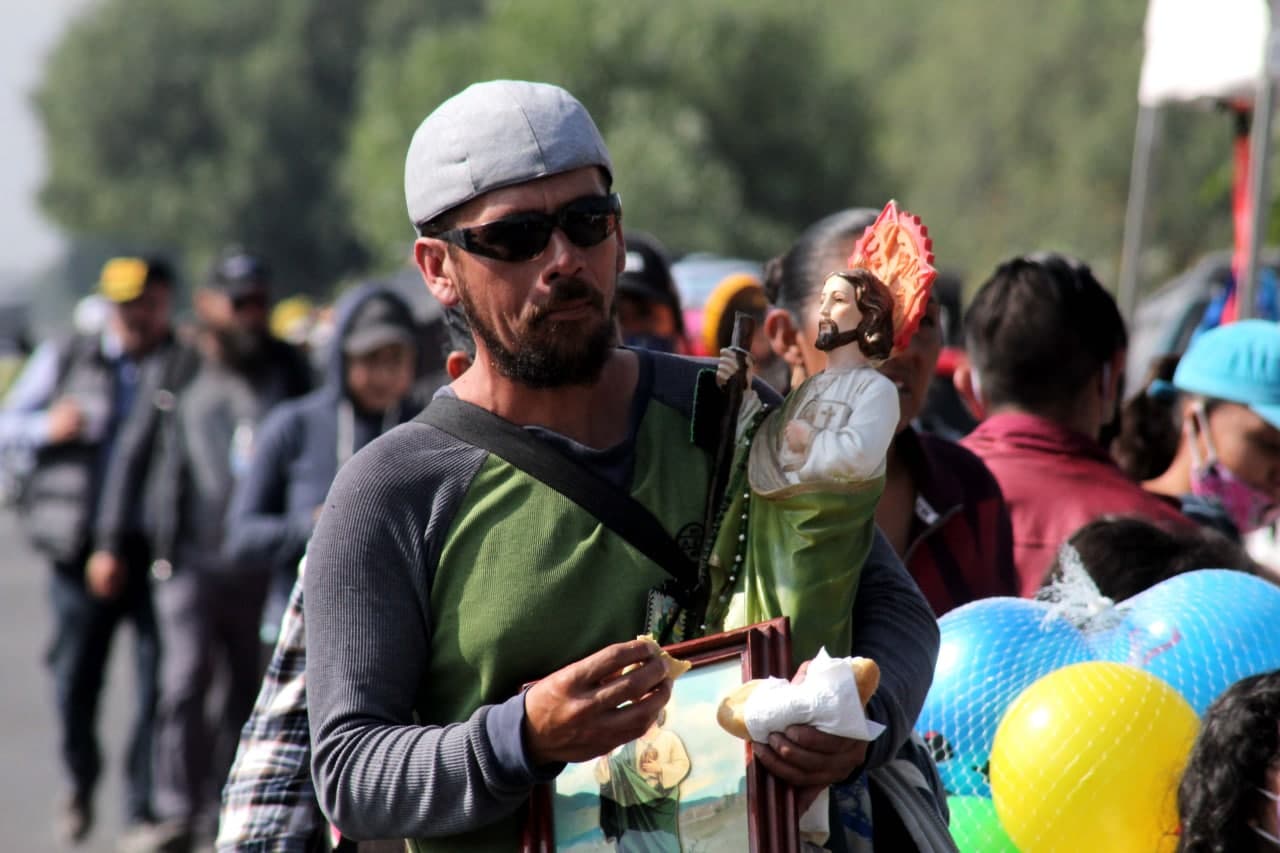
[752,725,869,812]
[750,659,871,812]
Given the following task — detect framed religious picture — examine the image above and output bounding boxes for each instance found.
[521,617,800,853]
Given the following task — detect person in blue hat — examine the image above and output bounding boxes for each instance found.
[1144,320,1280,539]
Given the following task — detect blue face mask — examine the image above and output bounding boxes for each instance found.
[623,334,677,354]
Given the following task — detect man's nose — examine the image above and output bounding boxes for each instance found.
[541,228,585,282]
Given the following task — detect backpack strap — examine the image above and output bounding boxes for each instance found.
[415,396,702,605]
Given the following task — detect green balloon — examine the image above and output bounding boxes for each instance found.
[948,796,1020,853]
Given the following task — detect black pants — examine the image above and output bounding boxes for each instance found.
[151,566,268,827]
[47,538,159,824]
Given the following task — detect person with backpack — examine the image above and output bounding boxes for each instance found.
[92,250,312,852]
[0,257,176,846]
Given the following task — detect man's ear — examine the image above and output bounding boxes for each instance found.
[953,356,986,421]
[445,350,473,381]
[414,238,460,307]
[765,307,809,390]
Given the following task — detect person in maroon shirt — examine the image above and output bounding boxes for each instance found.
[763,208,1019,615]
[955,253,1193,595]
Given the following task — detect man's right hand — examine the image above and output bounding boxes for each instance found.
[523,639,674,766]
[715,347,753,391]
[86,550,127,599]
[46,398,85,445]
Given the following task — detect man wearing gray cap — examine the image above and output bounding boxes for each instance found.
[303,80,942,851]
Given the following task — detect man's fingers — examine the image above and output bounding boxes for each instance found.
[592,656,668,709]
[577,639,656,683]
[763,732,836,775]
[781,724,858,755]
[607,677,673,733]
[751,741,812,787]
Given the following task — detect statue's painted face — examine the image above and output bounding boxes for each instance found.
[818,274,863,335]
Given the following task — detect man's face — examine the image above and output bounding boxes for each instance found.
[436,167,624,388]
[878,297,943,433]
[346,342,416,413]
[110,284,172,356]
[814,275,863,352]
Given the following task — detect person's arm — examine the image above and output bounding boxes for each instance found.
[217,574,324,852]
[223,407,313,568]
[305,446,670,840]
[852,528,940,771]
[92,361,165,554]
[0,340,62,450]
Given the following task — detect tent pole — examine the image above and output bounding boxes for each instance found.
[1241,1,1280,319]
[1118,105,1162,324]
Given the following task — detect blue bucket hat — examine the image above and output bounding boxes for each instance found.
[1173,319,1280,429]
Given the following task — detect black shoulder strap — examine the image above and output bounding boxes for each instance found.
[415,396,700,599]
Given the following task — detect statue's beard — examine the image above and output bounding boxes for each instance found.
[814,319,862,353]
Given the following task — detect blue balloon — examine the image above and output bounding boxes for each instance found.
[1093,569,1280,715]
[916,597,1095,798]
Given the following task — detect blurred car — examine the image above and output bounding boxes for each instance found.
[670,253,763,354]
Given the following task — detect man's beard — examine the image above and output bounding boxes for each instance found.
[459,277,614,389]
[814,319,862,353]
[215,325,270,373]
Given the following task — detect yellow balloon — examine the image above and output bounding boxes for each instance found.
[990,662,1198,853]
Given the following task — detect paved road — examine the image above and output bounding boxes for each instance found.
[1,509,133,852]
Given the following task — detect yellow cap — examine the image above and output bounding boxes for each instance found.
[701,273,767,355]
[98,258,150,303]
[270,296,315,344]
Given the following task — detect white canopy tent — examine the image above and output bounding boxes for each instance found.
[1118,0,1278,322]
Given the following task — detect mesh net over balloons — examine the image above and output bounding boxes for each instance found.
[916,565,1280,852]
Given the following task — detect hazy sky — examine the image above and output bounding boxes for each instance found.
[0,1,97,285]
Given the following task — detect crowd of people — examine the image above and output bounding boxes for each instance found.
[3,77,1280,853]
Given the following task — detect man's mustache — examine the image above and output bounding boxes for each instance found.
[528,279,604,325]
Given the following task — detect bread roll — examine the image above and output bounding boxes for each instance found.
[716,657,880,740]
[633,634,692,680]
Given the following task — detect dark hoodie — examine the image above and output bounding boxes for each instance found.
[223,284,422,636]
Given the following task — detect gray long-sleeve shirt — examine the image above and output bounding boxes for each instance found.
[304,350,939,842]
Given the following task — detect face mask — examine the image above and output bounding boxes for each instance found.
[1187,406,1280,534]
[1253,787,1280,846]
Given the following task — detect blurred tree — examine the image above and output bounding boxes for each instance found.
[36,0,375,297]
[37,0,1245,304]
[827,0,1234,289]
[342,0,886,268]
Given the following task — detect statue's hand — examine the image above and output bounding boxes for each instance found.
[715,347,752,390]
[784,420,812,455]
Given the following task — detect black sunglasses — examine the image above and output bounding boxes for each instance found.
[425,193,622,262]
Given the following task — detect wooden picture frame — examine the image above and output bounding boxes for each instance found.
[521,617,800,853]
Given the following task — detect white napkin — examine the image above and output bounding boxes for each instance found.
[741,649,885,848]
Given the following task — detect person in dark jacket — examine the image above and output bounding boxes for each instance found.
[224,284,422,646]
[763,208,1019,617]
[91,250,311,852]
[0,257,175,845]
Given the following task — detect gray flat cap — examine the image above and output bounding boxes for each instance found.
[404,80,613,227]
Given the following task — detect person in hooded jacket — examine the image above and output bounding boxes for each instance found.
[223,284,422,646]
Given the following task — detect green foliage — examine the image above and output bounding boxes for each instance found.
[826,0,1233,285]
[342,0,884,268]
[35,0,1246,302]
[36,0,370,296]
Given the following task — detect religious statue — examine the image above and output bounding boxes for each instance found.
[702,201,937,667]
